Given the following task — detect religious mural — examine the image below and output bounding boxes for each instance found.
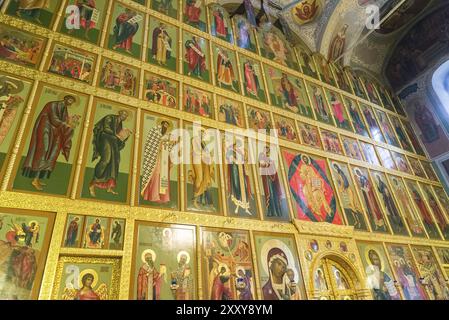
[330,161,368,230]
[371,171,408,236]
[357,242,401,300]
[209,4,233,44]
[138,113,179,210]
[53,256,120,300]
[0,209,54,300]
[325,89,352,132]
[273,114,298,143]
[6,0,62,29]
[233,15,256,53]
[223,136,259,219]
[297,122,322,150]
[254,232,305,300]
[183,84,213,119]
[183,0,207,32]
[341,136,363,161]
[107,2,145,59]
[48,43,96,84]
[217,96,244,128]
[132,222,196,300]
[184,124,221,215]
[151,0,178,18]
[0,24,46,68]
[201,228,255,300]
[12,85,87,196]
[387,175,426,238]
[386,244,428,300]
[411,246,449,300]
[213,44,239,93]
[246,105,272,132]
[308,83,333,126]
[60,0,108,45]
[405,180,441,240]
[352,167,389,233]
[99,59,139,97]
[258,28,298,71]
[344,98,369,138]
[265,66,312,119]
[240,55,266,103]
[282,149,342,224]
[183,32,210,83]
[0,74,31,174]
[143,72,178,109]
[360,142,380,166]
[321,129,343,156]
[148,18,177,72]
[314,54,336,87]
[79,100,136,203]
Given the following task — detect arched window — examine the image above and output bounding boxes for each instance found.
[432,60,449,119]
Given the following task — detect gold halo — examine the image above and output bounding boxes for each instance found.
[141,249,157,264]
[177,250,190,264]
[79,269,98,289]
[218,263,230,274]
[57,92,80,107]
[157,118,173,131]
[364,246,385,272]
[28,220,39,227]
[235,266,246,277]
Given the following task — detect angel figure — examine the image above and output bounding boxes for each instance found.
[62,271,109,300]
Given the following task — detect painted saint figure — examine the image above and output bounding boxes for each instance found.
[332,163,364,229]
[259,146,284,218]
[170,252,192,300]
[262,248,293,300]
[112,8,140,54]
[226,139,253,216]
[85,218,104,248]
[141,120,176,204]
[375,174,405,234]
[190,129,215,210]
[137,250,164,300]
[67,0,97,40]
[65,217,80,247]
[353,169,386,232]
[111,221,122,247]
[22,95,79,191]
[184,0,202,28]
[185,36,206,79]
[391,178,424,236]
[243,61,261,99]
[15,0,49,25]
[89,110,132,197]
[366,250,399,300]
[0,77,24,145]
[75,273,100,300]
[216,48,236,91]
[151,23,172,66]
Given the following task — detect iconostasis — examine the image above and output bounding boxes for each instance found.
[0,0,449,300]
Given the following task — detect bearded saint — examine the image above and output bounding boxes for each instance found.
[151,23,172,65]
[141,121,175,203]
[216,49,235,89]
[185,37,206,78]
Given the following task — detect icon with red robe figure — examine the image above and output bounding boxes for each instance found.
[183,0,205,31]
[111,6,142,56]
[184,35,207,81]
[210,4,232,43]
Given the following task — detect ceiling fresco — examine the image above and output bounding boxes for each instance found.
[218,0,446,89]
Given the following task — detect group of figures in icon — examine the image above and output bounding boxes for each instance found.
[2,209,449,300]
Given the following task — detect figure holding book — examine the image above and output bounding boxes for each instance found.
[89,110,132,197]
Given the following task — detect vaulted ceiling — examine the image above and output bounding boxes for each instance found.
[220,0,448,89]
